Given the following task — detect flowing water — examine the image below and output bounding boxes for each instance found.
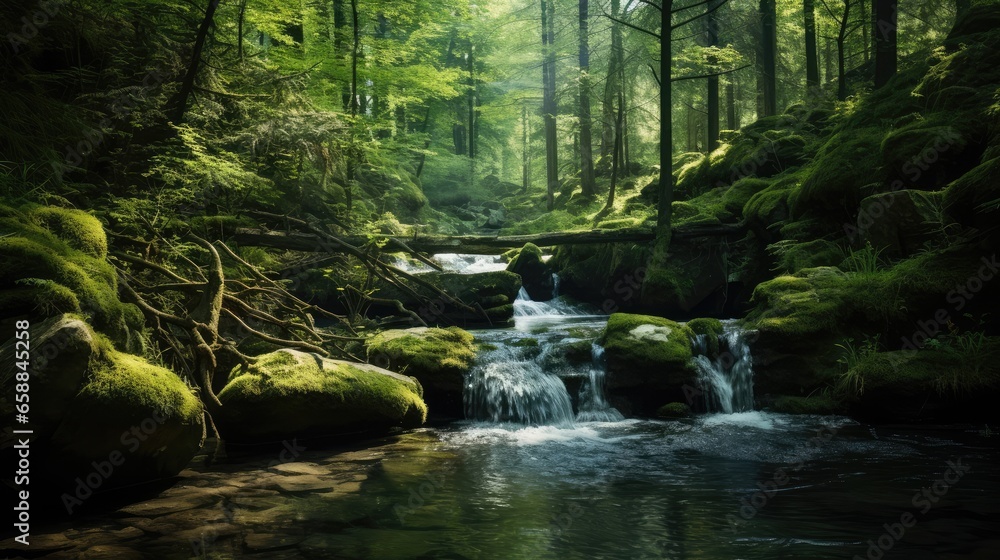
[15,255,1000,559]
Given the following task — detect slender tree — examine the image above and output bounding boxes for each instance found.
[657,1,673,231]
[602,0,624,161]
[579,0,597,196]
[804,0,820,92]
[757,0,778,117]
[541,0,559,210]
[169,0,221,124]
[874,0,897,88]
[707,0,721,151]
[836,0,851,100]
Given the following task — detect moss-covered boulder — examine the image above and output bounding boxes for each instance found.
[857,190,946,257]
[640,237,729,317]
[656,402,692,419]
[600,313,696,415]
[506,243,555,301]
[365,327,476,418]
[844,340,1000,422]
[769,394,842,415]
[218,349,426,442]
[0,205,144,350]
[687,317,724,357]
[0,315,204,505]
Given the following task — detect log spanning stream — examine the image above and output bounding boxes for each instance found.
[14,254,1000,559]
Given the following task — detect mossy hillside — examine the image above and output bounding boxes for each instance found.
[790,128,883,222]
[219,349,427,440]
[365,326,476,381]
[0,206,144,349]
[601,313,696,384]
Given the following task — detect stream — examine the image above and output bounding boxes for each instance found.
[10,254,1000,559]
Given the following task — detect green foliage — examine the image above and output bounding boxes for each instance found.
[842,242,884,277]
[835,335,882,396]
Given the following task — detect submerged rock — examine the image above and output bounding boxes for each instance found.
[365,327,476,418]
[218,349,426,442]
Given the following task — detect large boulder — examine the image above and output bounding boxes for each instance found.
[0,205,144,351]
[506,243,555,301]
[600,313,697,415]
[365,327,476,418]
[856,190,945,257]
[0,315,204,511]
[218,349,426,442]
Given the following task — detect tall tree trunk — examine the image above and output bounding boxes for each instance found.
[579,0,596,196]
[541,0,559,211]
[824,35,834,84]
[955,0,971,21]
[804,0,820,92]
[605,88,624,212]
[726,80,737,130]
[757,0,778,117]
[347,0,359,214]
[874,0,897,88]
[602,0,623,161]
[468,45,477,158]
[619,62,629,176]
[860,0,870,64]
[837,0,850,100]
[522,104,530,193]
[657,1,673,232]
[707,0,721,151]
[237,0,247,62]
[415,106,433,178]
[333,0,350,111]
[169,0,221,124]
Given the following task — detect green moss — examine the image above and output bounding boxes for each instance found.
[221,349,427,435]
[511,338,539,348]
[27,206,108,258]
[81,347,203,421]
[601,313,695,372]
[507,242,543,270]
[792,128,882,219]
[686,317,724,356]
[366,326,477,381]
[0,210,143,348]
[944,156,1000,223]
[771,394,841,415]
[656,402,692,418]
[744,179,794,230]
[749,267,850,339]
[769,239,844,274]
[722,178,771,216]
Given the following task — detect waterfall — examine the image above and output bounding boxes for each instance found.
[693,325,755,414]
[464,343,575,425]
[575,344,624,422]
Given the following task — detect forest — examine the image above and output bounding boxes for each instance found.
[1,0,999,558]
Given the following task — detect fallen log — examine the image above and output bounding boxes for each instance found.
[235,222,746,255]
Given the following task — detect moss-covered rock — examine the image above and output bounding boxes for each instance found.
[600,313,696,415]
[656,402,692,418]
[857,190,947,257]
[770,394,842,415]
[769,239,844,274]
[218,349,426,441]
[365,327,476,418]
[845,340,1000,422]
[639,236,729,317]
[687,317,724,357]
[944,156,1000,227]
[506,242,555,301]
[0,206,144,351]
[792,128,882,220]
[0,315,204,498]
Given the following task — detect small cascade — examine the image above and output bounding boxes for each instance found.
[693,325,755,414]
[551,273,561,298]
[464,344,575,425]
[575,344,624,422]
[513,287,557,317]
